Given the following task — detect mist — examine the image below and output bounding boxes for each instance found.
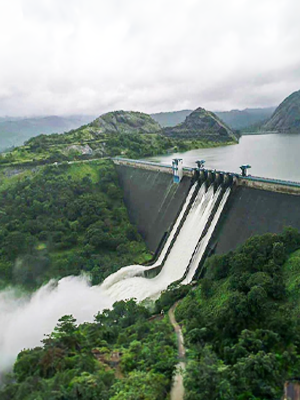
[0,276,114,374]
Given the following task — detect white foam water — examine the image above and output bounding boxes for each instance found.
[103,183,226,301]
[0,276,114,372]
[183,186,231,283]
[102,182,199,290]
[0,182,231,373]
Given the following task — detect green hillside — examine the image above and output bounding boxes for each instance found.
[264,90,300,132]
[0,160,151,289]
[2,231,300,399]
[0,110,237,168]
[91,110,162,134]
[0,300,177,400]
[163,107,239,142]
[176,230,300,399]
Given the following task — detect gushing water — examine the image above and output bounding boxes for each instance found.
[103,183,215,301]
[0,182,230,373]
[102,182,199,289]
[183,187,231,283]
[0,276,114,372]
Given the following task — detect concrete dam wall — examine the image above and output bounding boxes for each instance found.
[114,158,300,267]
[212,185,300,254]
[115,164,192,252]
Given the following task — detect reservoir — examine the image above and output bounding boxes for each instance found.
[148,133,300,182]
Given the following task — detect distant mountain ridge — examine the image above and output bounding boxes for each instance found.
[215,107,276,130]
[163,107,239,142]
[0,115,96,152]
[2,108,241,167]
[151,110,192,127]
[263,90,300,132]
[0,103,281,154]
[152,107,276,130]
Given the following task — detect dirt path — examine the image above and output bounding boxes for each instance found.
[168,302,186,400]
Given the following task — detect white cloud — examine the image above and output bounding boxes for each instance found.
[0,0,299,116]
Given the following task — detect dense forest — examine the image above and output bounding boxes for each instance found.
[176,229,300,399]
[0,160,151,289]
[2,229,300,399]
[0,299,177,399]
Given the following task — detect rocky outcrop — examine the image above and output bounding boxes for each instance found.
[66,144,93,155]
[90,111,162,135]
[163,107,239,142]
[263,90,300,132]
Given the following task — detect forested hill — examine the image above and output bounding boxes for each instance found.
[163,107,239,142]
[263,89,300,132]
[0,160,151,289]
[176,229,300,399]
[0,105,278,155]
[0,110,236,167]
[91,111,162,134]
[0,300,178,400]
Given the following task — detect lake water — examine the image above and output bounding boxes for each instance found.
[147,134,300,182]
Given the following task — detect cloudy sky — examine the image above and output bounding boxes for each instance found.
[0,0,300,116]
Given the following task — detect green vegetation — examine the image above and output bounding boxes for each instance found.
[4,108,300,399]
[0,133,236,167]
[0,110,238,167]
[164,107,239,142]
[0,300,177,400]
[176,228,300,399]
[263,89,300,132]
[0,131,233,167]
[2,223,300,399]
[0,160,151,289]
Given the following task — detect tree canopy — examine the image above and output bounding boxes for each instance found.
[176,229,300,399]
[0,160,151,289]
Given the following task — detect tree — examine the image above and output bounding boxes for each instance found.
[184,347,233,400]
[110,371,168,400]
[272,242,286,265]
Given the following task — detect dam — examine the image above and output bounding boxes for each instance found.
[110,157,300,291]
[102,177,231,301]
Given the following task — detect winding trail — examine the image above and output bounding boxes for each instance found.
[169,302,186,400]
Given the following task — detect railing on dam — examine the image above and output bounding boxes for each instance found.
[242,175,300,188]
[113,157,172,171]
[112,157,300,192]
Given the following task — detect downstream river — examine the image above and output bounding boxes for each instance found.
[148,133,300,182]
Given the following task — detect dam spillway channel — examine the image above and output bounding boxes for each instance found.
[102,178,232,302]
